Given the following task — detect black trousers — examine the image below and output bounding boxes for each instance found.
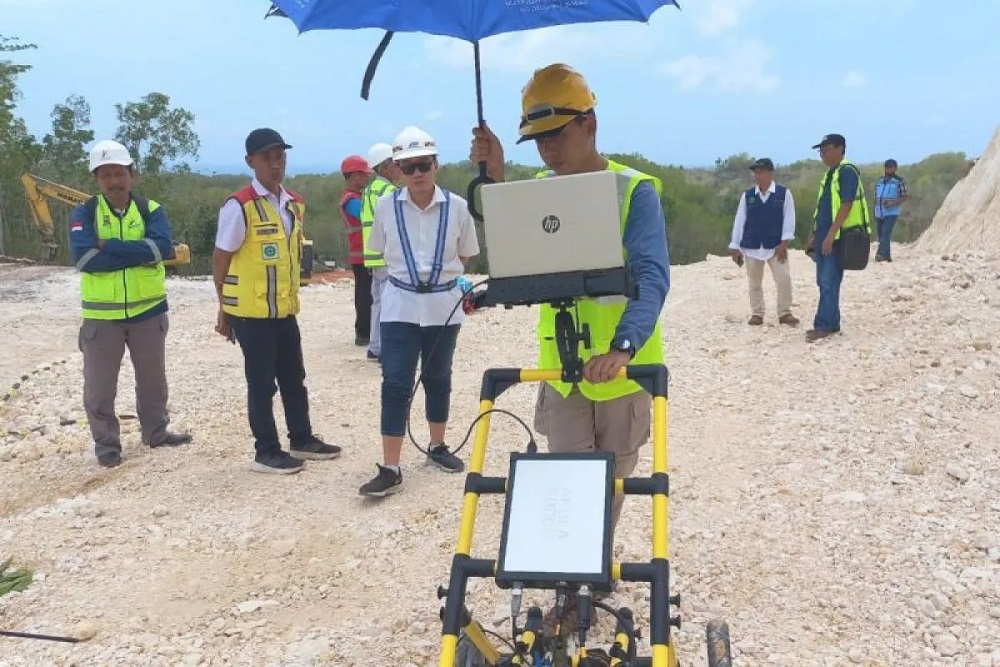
[352,264,373,339]
[230,315,313,456]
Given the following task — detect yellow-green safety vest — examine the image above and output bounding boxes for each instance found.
[536,159,666,401]
[813,160,870,238]
[361,175,395,267]
[80,195,167,320]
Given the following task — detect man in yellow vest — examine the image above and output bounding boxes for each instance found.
[360,142,402,362]
[806,133,868,342]
[69,140,191,468]
[470,64,671,535]
[212,128,342,474]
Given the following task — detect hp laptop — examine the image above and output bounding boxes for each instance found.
[479,170,633,305]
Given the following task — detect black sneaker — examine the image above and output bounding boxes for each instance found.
[427,443,464,473]
[355,335,369,347]
[97,450,123,468]
[366,350,380,363]
[290,435,341,460]
[149,431,192,448]
[359,464,403,497]
[253,450,304,474]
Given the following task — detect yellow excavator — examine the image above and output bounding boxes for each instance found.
[20,172,191,266]
[20,172,315,283]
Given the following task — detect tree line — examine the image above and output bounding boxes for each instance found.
[1,34,972,276]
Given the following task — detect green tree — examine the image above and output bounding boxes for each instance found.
[114,92,200,175]
[37,94,94,186]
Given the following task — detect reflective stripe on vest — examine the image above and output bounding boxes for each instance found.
[79,195,167,320]
[813,160,870,240]
[361,177,394,267]
[221,185,304,319]
[536,159,666,401]
[387,188,457,294]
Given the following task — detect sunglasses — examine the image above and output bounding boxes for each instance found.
[399,160,434,175]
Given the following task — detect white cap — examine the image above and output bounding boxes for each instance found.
[367,142,394,169]
[89,140,134,172]
[392,126,437,161]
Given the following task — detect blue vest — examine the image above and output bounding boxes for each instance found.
[740,184,786,250]
[875,175,904,217]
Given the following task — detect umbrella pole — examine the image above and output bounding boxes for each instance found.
[468,40,492,221]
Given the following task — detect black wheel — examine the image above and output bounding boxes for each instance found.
[706,619,732,667]
[455,631,488,667]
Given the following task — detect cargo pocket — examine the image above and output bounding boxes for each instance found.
[626,394,652,453]
[78,319,99,353]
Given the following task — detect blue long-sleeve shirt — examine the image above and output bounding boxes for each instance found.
[615,181,671,350]
[69,195,173,321]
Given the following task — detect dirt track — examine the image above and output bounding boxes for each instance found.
[1,246,999,666]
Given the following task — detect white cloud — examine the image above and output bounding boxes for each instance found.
[843,70,867,87]
[695,0,752,37]
[661,40,779,93]
[424,22,661,75]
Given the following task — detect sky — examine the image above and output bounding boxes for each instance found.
[4,0,1000,176]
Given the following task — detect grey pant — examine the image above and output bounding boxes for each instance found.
[79,313,170,456]
[368,267,389,355]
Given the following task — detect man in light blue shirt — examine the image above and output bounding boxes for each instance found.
[874,159,909,262]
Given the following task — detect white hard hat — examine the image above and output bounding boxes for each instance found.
[392,126,437,161]
[89,140,134,172]
[367,142,394,169]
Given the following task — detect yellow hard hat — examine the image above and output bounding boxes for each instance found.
[517,63,597,144]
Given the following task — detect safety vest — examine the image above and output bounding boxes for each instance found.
[536,159,667,401]
[80,195,167,320]
[221,184,305,319]
[340,189,364,265]
[387,188,458,294]
[813,160,870,239]
[361,175,394,267]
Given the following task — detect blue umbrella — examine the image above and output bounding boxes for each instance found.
[264,0,680,206]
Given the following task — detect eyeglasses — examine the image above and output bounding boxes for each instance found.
[399,160,434,175]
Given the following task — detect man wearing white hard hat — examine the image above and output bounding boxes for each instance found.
[360,142,402,362]
[360,126,480,497]
[68,139,191,468]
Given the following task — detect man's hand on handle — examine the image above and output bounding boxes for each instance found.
[469,122,506,183]
[583,350,632,384]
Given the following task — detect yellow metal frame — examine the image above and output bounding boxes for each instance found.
[437,364,679,667]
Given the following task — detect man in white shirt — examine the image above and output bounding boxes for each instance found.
[728,157,799,326]
[360,125,480,497]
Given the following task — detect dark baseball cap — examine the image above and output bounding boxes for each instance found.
[812,133,846,149]
[245,128,292,155]
[884,158,898,167]
[750,157,774,171]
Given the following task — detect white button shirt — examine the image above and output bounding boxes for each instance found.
[728,181,796,261]
[215,178,295,252]
[369,185,480,327]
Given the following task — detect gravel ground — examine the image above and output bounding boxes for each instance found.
[0,244,998,666]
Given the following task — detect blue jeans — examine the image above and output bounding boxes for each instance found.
[380,322,460,437]
[814,250,843,332]
[876,215,898,259]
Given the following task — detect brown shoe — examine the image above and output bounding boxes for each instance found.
[748,315,764,326]
[779,313,800,326]
[805,329,836,342]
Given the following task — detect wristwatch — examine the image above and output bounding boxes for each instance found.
[611,337,636,359]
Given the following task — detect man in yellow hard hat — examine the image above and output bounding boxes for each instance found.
[470,64,670,536]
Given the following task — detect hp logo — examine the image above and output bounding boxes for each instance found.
[541,215,561,234]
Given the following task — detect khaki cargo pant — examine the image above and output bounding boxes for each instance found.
[534,383,652,536]
[79,313,170,458]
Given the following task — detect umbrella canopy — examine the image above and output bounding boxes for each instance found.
[269,0,678,43]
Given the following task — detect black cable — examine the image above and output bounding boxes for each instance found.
[591,600,638,665]
[402,277,535,458]
[482,627,516,652]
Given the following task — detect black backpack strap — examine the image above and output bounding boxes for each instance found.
[132,195,151,223]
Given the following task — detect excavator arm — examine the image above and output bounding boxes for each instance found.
[20,172,191,266]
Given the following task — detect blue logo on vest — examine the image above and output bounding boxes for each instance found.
[261,242,280,260]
